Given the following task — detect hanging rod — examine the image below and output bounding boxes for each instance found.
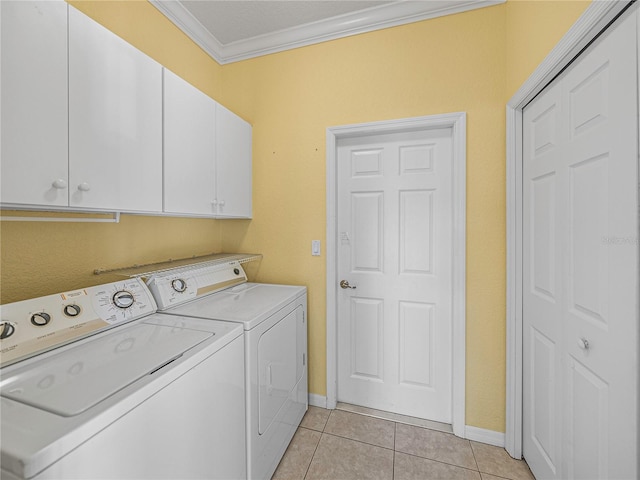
[94,252,263,277]
[0,212,121,223]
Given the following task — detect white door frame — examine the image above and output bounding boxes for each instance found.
[505,0,631,459]
[326,112,467,437]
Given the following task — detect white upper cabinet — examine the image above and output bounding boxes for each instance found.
[1,0,69,207]
[163,69,252,218]
[68,7,163,213]
[163,69,217,216]
[215,104,252,218]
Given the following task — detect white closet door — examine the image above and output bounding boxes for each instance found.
[523,9,638,480]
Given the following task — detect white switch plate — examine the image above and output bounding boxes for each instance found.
[312,240,321,256]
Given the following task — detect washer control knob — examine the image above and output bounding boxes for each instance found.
[63,304,82,317]
[0,321,16,339]
[112,290,135,309]
[31,312,52,326]
[171,279,187,293]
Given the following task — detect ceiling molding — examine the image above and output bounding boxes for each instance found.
[151,0,505,65]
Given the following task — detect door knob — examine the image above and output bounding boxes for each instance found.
[577,338,590,350]
[340,280,356,289]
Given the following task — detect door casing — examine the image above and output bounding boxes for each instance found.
[505,0,636,459]
[326,112,467,438]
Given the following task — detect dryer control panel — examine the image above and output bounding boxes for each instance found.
[147,261,247,310]
[0,279,157,368]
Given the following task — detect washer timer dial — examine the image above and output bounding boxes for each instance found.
[171,279,187,293]
[112,290,135,309]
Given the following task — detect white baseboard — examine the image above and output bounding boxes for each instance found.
[465,425,505,447]
[308,393,327,408]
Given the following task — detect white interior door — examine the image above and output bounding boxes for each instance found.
[523,8,638,479]
[336,128,453,423]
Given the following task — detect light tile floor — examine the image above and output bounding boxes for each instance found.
[273,407,535,480]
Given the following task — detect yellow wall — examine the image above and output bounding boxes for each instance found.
[219,5,508,431]
[506,0,590,98]
[0,0,590,433]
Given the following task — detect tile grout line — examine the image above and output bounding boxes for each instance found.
[469,440,482,475]
[302,411,331,480]
[394,449,487,475]
[392,422,397,480]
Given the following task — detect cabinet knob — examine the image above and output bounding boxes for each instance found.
[52,179,67,189]
[218,200,225,207]
[211,200,218,206]
[78,182,91,192]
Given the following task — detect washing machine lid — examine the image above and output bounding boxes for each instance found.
[166,283,305,330]
[0,322,211,417]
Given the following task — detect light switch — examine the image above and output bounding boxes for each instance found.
[312,240,321,256]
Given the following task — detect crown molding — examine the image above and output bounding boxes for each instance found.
[151,0,505,65]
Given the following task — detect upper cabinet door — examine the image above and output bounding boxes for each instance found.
[1,1,69,207]
[163,69,216,216]
[215,104,252,218]
[68,7,162,212]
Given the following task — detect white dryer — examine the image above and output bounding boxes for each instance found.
[0,278,246,480]
[146,260,308,480]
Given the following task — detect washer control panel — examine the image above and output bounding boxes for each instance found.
[147,261,247,310]
[0,279,157,368]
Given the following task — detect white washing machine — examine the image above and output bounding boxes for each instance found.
[0,278,246,480]
[146,260,308,480]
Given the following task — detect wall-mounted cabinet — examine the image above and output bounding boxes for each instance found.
[163,70,252,218]
[1,1,251,218]
[1,1,69,207]
[215,104,252,218]
[68,7,163,213]
[163,69,217,216]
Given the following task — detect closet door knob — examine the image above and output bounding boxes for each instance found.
[78,182,91,192]
[577,338,590,350]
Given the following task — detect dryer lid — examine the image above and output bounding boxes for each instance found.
[0,323,211,416]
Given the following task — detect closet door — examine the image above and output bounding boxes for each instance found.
[523,9,638,480]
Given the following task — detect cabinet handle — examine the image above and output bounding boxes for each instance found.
[211,200,218,206]
[52,179,67,189]
[218,200,225,207]
[77,182,91,192]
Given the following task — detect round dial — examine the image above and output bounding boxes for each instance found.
[0,321,16,339]
[233,268,240,275]
[171,278,188,293]
[112,290,135,309]
[63,304,82,317]
[31,312,51,327]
